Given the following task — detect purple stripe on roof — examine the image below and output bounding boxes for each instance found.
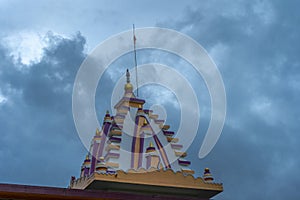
[146,146,156,151]
[131,137,136,168]
[109,136,122,143]
[178,159,191,166]
[90,141,100,175]
[131,115,140,168]
[129,97,145,103]
[111,124,122,130]
[106,170,116,174]
[138,133,145,168]
[143,109,153,114]
[163,131,175,136]
[131,116,141,168]
[96,122,110,165]
[83,166,89,176]
[153,134,171,169]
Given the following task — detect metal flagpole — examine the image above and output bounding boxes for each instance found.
[133,24,138,97]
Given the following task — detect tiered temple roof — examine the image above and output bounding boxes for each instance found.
[70,69,223,199]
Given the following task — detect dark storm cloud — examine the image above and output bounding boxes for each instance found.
[158,0,300,199]
[0,0,299,199]
[0,32,89,186]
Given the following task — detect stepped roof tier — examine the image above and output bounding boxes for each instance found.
[70,69,223,199]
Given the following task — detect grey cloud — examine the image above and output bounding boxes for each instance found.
[0,32,88,187]
[0,1,299,199]
[158,0,300,199]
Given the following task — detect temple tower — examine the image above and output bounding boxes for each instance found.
[70,69,223,199]
[78,69,196,176]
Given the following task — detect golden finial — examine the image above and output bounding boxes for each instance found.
[124,69,134,92]
[96,128,101,136]
[106,110,109,114]
[143,118,148,125]
[85,154,89,160]
[149,141,154,147]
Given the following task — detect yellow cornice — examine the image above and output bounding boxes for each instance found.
[72,169,223,192]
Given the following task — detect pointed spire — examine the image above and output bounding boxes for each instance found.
[81,155,91,177]
[84,154,90,162]
[146,142,156,153]
[96,128,101,136]
[124,69,133,93]
[203,168,214,182]
[126,69,130,83]
[104,110,112,123]
[143,118,148,126]
[149,141,154,147]
[146,141,160,170]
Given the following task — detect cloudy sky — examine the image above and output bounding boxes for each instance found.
[0,0,300,199]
